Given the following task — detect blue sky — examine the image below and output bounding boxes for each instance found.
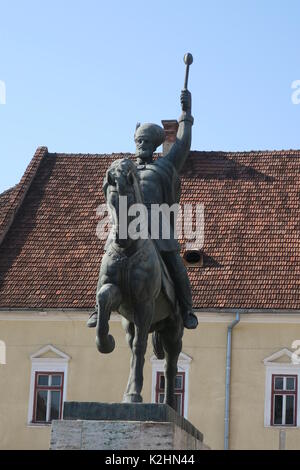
[1,0,300,193]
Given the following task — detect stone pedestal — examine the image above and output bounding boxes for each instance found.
[50,402,209,450]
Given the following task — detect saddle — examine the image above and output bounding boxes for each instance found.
[150,240,180,360]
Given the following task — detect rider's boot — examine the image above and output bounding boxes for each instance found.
[182,310,198,329]
[87,308,198,329]
[160,251,198,330]
[87,309,97,328]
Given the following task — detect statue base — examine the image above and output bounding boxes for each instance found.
[50,402,209,450]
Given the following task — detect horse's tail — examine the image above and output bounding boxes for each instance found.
[152,331,165,360]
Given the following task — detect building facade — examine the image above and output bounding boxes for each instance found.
[1,135,300,450]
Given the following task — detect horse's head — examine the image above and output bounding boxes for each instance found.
[104,158,141,200]
[103,159,145,248]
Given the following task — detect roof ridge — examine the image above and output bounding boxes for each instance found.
[0,146,48,247]
[47,152,135,158]
[191,149,300,155]
[47,149,300,158]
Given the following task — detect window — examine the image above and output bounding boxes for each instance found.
[155,371,185,416]
[271,375,297,426]
[150,352,192,419]
[263,348,300,428]
[28,345,70,426]
[32,372,64,423]
[0,340,6,364]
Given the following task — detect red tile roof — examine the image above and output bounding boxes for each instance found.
[0,147,48,245]
[0,185,19,226]
[0,148,300,310]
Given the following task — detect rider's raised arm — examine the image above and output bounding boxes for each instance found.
[165,89,194,173]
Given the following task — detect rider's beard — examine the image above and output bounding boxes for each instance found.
[136,148,153,163]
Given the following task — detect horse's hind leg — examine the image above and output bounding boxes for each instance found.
[160,320,183,411]
[96,283,121,354]
[122,319,135,351]
[122,319,135,399]
[123,300,153,403]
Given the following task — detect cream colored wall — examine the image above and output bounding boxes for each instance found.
[182,324,228,450]
[1,316,300,450]
[0,318,132,450]
[230,322,300,450]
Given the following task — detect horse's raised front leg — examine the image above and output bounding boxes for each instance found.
[96,283,121,354]
[123,300,153,403]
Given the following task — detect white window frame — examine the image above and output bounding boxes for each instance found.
[27,345,70,426]
[264,349,300,427]
[150,352,192,419]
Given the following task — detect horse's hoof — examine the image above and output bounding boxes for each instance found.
[96,334,115,354]
[122,393,143,404]
[165,400,176,412]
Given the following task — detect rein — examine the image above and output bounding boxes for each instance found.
[105,159,148,298]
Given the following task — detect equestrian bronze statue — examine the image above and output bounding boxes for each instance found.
[87,54,197,410]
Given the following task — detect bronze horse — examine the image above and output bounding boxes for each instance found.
[95,158,184,409]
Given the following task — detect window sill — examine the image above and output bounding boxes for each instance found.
[27,422,52,427]
[264,425,299,429]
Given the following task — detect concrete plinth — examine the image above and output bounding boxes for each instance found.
[50,403,209,450]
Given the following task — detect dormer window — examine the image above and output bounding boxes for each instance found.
[183,249,203,267]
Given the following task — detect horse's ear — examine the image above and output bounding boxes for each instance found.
[103,170,114,198]
[102,178,109,199]
[107,171,115,186]
[127,171,134,186]
[135,122,141,131]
